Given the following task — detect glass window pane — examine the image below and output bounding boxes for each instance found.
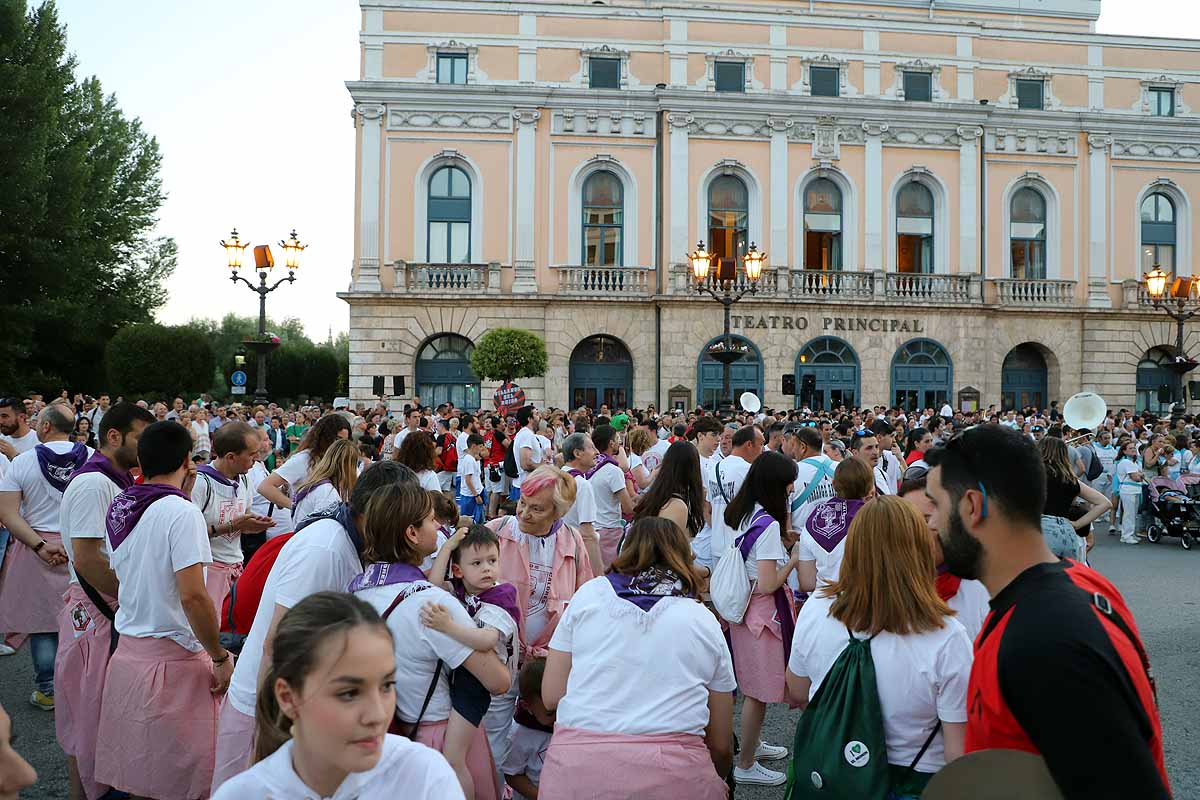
[1016,79,1044,110]
[450,222,469,263]
[903,72,931,102]
[898,182,933,217]
[429,222,448,262]
[589,57,620,89]
[709,176,748,211]
[430,167,450,197]
[1158,245,1175,271]
[437,56,449,84]
[714,61,745,93]
[584,171,622,206]
[811,66,839,97]
[1142,246,1158,272]
[449,167,469,198]
[897,217,933,235]
[1011,187,1045,223]
[453,56,467,84]
[805,212,841,233]
[1010,222,1045,240]
[805,178,841,213]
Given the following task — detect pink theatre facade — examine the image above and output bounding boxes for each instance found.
[341,0,1200,415]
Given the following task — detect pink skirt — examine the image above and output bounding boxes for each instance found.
[728,592,788,704]
[540,726,728,800]
[210,696,256,793]
[0,533,70,634]
[94,636,220,800]
[204,561,242,620]
[54,583,116,800]
[596,526,623,571]
[414,718,501,800]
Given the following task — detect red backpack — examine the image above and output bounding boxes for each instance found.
[439,432,459,472]
[221,532,295,637]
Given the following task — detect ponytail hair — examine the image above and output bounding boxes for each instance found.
[254,592,393,763]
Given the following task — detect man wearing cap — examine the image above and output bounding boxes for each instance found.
[869,419,902,496]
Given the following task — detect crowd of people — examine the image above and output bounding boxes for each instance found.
[0,388,1176,799]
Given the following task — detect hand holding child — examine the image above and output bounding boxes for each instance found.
[420,601,453,633]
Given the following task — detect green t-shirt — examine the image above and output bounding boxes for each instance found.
[286,423,309,445]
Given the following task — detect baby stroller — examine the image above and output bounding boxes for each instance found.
[1145,476,1199,550]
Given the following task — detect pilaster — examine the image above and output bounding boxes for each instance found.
[354,103,385,292]
[513,109,541,293]
[1087,132,1114,308]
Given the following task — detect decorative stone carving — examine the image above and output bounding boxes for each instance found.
[795,53,857,97]
[356,103,386,121]
[812,115,840,160]
[1134,75,1192,115]
[1112,139,1200,160]
[1087,133,1114,153]
[388,110,510,131]
[882,126,961,147]
[420,40,486,84]
[861,121,890,137]
[688,116,771,138]
[554,109,653,137]
[513,108,542,127]
[998,66,1063,110]
[989,128,1075,155]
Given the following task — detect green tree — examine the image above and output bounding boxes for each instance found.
[105,324,215,399]
[0,1,175,394]
[469,328,548,383]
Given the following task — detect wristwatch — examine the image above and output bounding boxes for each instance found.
[33,539,46,553]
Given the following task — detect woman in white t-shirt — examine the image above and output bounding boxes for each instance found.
[539,518,734,799]
[721,451,802,788]
[394,430,445,493]
[213,591,464,800]
[1115,440,1145,545]
[291,439,360,527]
[786,497,972,799]
[256,414,352,511]
[796,456,875,593]
[351,483,512,800]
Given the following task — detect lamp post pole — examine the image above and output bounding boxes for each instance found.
[689,241,766,413]
[1143,265,1198,420]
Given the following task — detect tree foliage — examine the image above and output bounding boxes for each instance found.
[469,328,548,383]
[105,324,214,399]
[0,1,175,394]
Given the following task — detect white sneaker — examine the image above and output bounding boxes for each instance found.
[754,740,789,761]
[1120,537,1139,545]
[734,762,787,786]
[0,643,14,657]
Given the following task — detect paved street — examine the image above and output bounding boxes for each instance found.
[1,531,1196,798]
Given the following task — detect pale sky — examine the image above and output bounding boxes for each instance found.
[54,0,1200,340]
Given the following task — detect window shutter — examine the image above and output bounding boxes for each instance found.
[714,61,746,93]
[810,67,839,97]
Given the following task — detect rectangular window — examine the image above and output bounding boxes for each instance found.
[1151,88,1175,116]
[714,61,745,93]
[903,71,932,102]
[810,66,840,97]
[1016,79,1044,110]
[589,57,620,89]
[436,54,467,85]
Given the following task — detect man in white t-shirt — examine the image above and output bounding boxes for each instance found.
[0,397,40,460]
[1091,429,1118,529]
[641,424,671,477]
[247,429,293,541]
[560,433,603,574]
[706,425,764,557]
[191,422,273,618]
[0,403,91,707]
[510,406,543,501]
[94,420,231,799]
[869,420,901,496]
[393,407,422,451]
[56,401,154,800]
[690,416,725,571]
[785,426,836,533]
[587,424,633,570]
[850,432,885,494]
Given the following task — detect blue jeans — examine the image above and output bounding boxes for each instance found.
[30,632,57,695]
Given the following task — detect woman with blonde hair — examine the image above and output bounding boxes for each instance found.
[786,496,973,799]
[539,518,734,798]
[1039,436,1110,560]
[290,438,361,527]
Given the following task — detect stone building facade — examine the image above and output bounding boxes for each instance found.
[341,0,1200,414]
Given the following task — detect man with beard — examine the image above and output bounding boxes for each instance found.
[925,426,1169,800]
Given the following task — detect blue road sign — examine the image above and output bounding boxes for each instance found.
[231,370,248,387]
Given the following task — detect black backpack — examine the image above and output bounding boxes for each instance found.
[1085,447,1104,482]
[504,443,519,479]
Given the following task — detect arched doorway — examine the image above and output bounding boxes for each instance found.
[1001,343,1048,411]
[415,334,479,409]
[796,337,859,411]
[569,336,633,411]
[1136,346,1177,415]
[891,339,952,410]
[697,335,761,411]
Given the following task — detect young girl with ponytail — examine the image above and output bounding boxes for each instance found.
[212,591,463,799]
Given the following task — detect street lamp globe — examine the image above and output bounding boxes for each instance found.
[689,241,712,282]
[743,242,767,283]
[1145,265,1169,300]
[280,229,306,272]
[220,228,248,271]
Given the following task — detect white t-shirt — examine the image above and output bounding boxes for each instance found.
[292,481,341,528]
[475,600,519,672]
[111,494,212,652]
[738,508,788,582]
[190,420,211,455]
[59,471,121,585]
[790,455,836,533]
[561,473,596,531]
[0,452,9,480]
[272,449,312,495]
[0,441,93,532]
[589,462,626,529]
[212,735,464,800]
[512,528,557,643]
[946,579,990,641]
[537,434,554,464]
[501,722,552,796]
[248,462,293,539]
[875,450,901,496]
[357,582,476,723]
[788,596,973,773]
[420,529,448,575]
[394,426,417,450]
[0,429,40,455]
[416,469,442,493]
[706,455,751,556]
[456,430,471,460]
[548,576,737,736]
[642,439,670,477]
[1116,459,1142,492]
[692,454,719,570]
[1093,444,1118,477]
[457,452,482,498]
[191,470,250,565]
[226,517,364,714]
[512,427,542,488]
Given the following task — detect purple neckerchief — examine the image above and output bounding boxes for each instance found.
[196,464,238,496]
[563,466,583,478]
[35,443,88,493]
[69,451,133,491]
[735,509,796,668]
[450,577,521,628]
[605,569,692,611]
[803,498,865,554]
[106,483,190,550]
[584,453,619,480]
[292,479,330,509]
[346,561,429,593]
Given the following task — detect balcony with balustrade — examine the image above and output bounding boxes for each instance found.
[392,260,500,293]
[553,265,654,297]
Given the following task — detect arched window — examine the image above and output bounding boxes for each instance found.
[1001,343,1048,411]
[890,339,952,410]
[427,166,471,263]
[415,334,479,409]
[707,175,749,282]
[582,171,623,267]
[569,335,633,410]
[1136,346,1177,415]
[804,178,842,271]
[796,337,859,410]
[1141,192,1176,272]
[697,334,761,411]
[1010,188,1047,280]
[896,182,934,274]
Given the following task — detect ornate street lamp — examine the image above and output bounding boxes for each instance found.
[223,227,305,403]
[690,240,766,413]
[1143,264,1198,421]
